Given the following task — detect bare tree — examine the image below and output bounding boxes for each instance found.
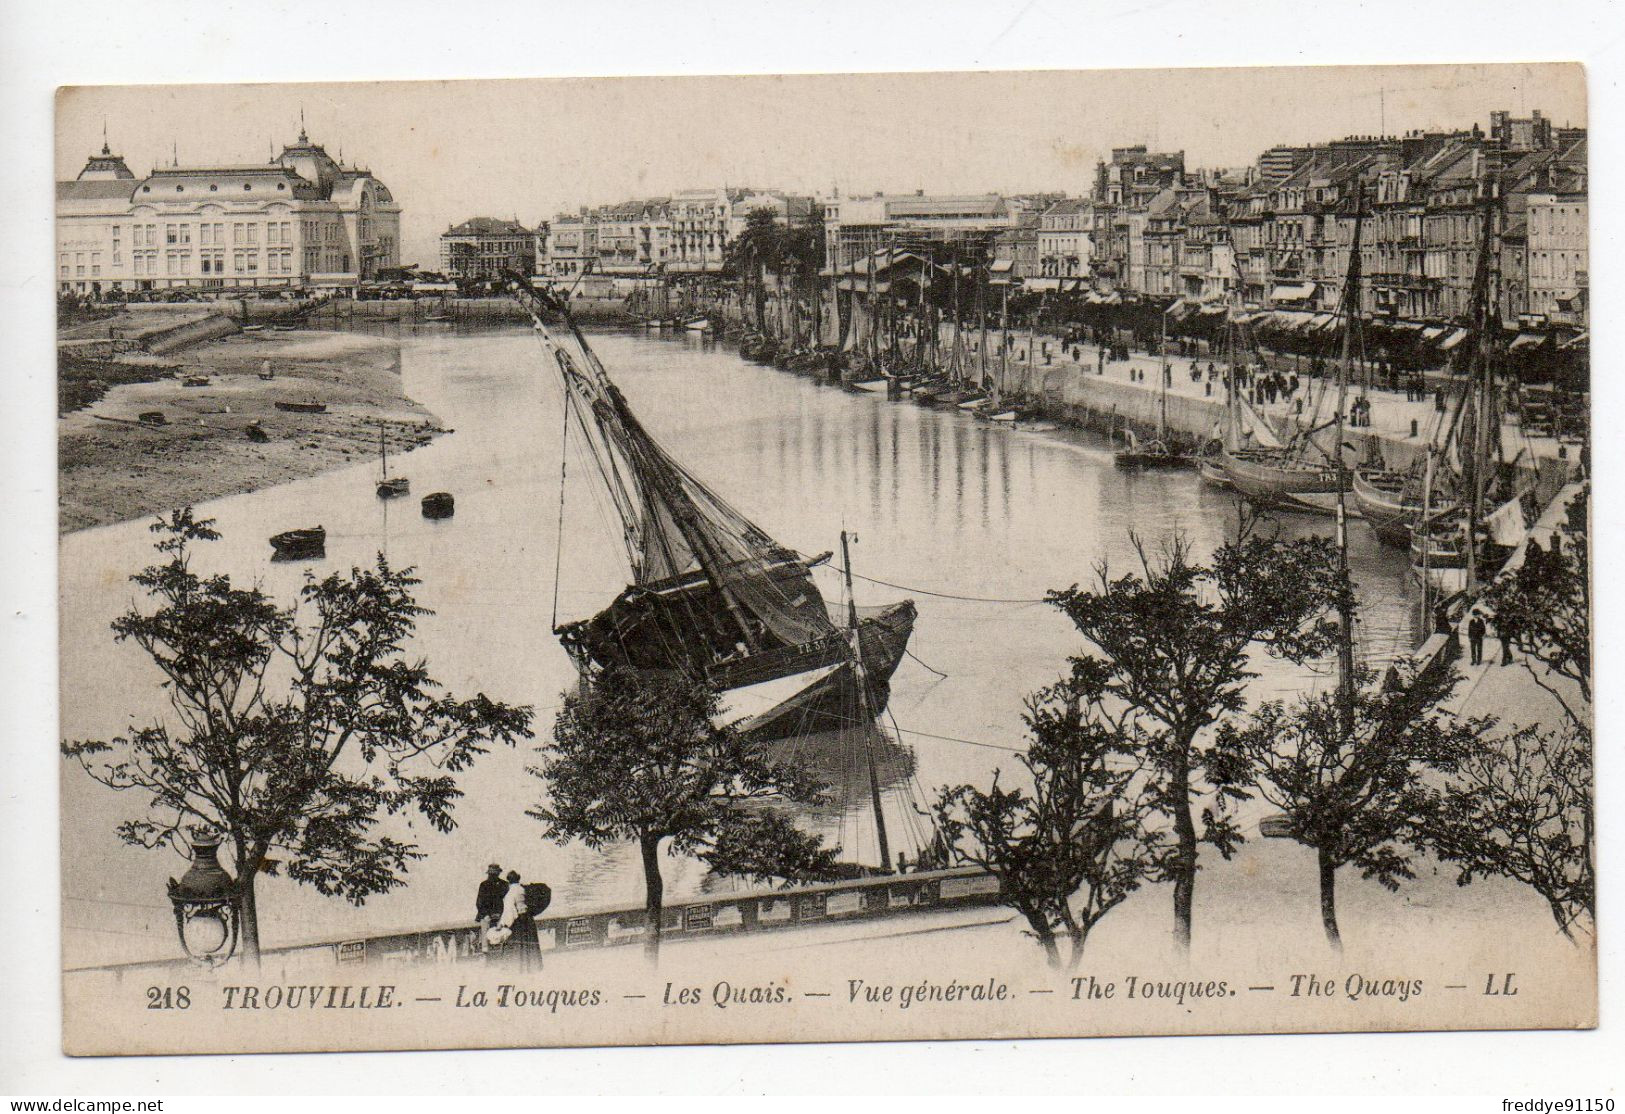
[934,675,1165,969]
[1426,723,1594,941]
[531,664,840,962]
[1218,660,1480,948]
[1047,527,1342,949]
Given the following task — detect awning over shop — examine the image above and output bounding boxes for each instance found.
[1025,277,1062,291]
[1437,328,1469,351]
[1559,331,1588,351]
[1508,332,1549,352]
[1165,298,1197,321]
[1420,325,1447,342]
[1270,282,1316,303]
[1308,312,1341,333]
[989,259,1015,274]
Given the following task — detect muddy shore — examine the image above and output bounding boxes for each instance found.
[58,329,441,533]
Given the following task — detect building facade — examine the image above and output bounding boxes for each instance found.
[1036,199,1094,280]
[439,217,535,280]
[56,127,400,294]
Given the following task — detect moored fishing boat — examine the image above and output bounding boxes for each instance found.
[1353,467,1418,547]
[504,272,917,742]
[269,526,325,561]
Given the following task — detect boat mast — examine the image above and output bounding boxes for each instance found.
[841,529,892,875]
[997,280,1009,404]
[1332,190,1366,737]
[977,260,988,388]
[378,421,388,481]
[949,247,962,382]
[866,246,878,370]
[1465,178,1500,596]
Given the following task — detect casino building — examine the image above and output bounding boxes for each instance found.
[56,126,401,294]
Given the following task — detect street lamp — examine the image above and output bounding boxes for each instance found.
[167,830,239,968]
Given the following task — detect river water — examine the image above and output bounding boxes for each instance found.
[60,324,1422,967]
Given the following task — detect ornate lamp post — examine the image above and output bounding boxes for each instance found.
[167,830,240,968]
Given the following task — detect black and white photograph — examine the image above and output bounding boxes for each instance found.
[41,60,1595,1057]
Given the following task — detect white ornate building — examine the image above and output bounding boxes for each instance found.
[55,127,400,294]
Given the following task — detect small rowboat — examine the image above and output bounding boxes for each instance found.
[275,400,327,414]
[183,375,210,388]
[421,492,455,519]
[137,411,167,427]
[377,476,410,499]
[270,526,325,561]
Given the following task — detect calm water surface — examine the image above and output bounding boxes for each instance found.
[60,325,1419,965]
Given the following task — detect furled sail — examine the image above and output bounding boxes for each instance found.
[512,274,836,653]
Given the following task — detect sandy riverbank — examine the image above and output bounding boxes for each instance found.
[58,329,442,533]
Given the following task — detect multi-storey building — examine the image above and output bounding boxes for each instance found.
[1092,146,1185,208]
[1525,146,1588,326]
[1035,198,1094,281]
[439,217,535,280]
[592,199,672,274]
[541,211,599,278]
[56,126,400,294]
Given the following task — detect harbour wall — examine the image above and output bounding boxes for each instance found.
[69,867,1002,976]
[306,295,630,324]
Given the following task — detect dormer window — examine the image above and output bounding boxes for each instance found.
[244,183,252,190]
[277,183,286,191]
[209,184,218,192]
[175,185,184,192]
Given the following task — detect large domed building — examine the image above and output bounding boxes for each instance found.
[56,126,401,295]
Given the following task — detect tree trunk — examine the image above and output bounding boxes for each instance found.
[1066,926,1090,971]
[1318,847,1342,950]
[1171,762,1198,951]
[236,869,261,966]
[1033,927,1061,969]
[640,834,665,963]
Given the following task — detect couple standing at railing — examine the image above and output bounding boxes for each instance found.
[475,864,548,971]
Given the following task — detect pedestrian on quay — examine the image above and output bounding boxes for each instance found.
[1467,612,1487,666]
[1495,615,1516,666]
[506,890,542,972]
[475,863,507,932]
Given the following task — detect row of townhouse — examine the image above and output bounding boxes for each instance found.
[1069,110,1586,333]
[531,188,817,278]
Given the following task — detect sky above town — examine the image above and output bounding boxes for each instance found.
[58,64,1585,269]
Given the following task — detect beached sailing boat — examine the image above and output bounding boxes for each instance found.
[375,421,409,498]
[503,273,918,741]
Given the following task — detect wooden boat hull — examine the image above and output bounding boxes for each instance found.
[1115,450,1195,470]
[377,477,410,499]
[275,401,327,414]
[270,527,325,561]
[558,559,917,743]
[421,492,455,519]
[729,601,918,742]
[1219,449,1347,517]
[1198,455,1233,489]
[1352,469,1414,547]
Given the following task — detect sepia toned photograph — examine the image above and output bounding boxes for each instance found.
[52,63,1592,1057]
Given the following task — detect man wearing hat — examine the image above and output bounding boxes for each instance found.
[475,863,507,931]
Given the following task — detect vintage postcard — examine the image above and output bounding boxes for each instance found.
[56,64,1592,1056]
